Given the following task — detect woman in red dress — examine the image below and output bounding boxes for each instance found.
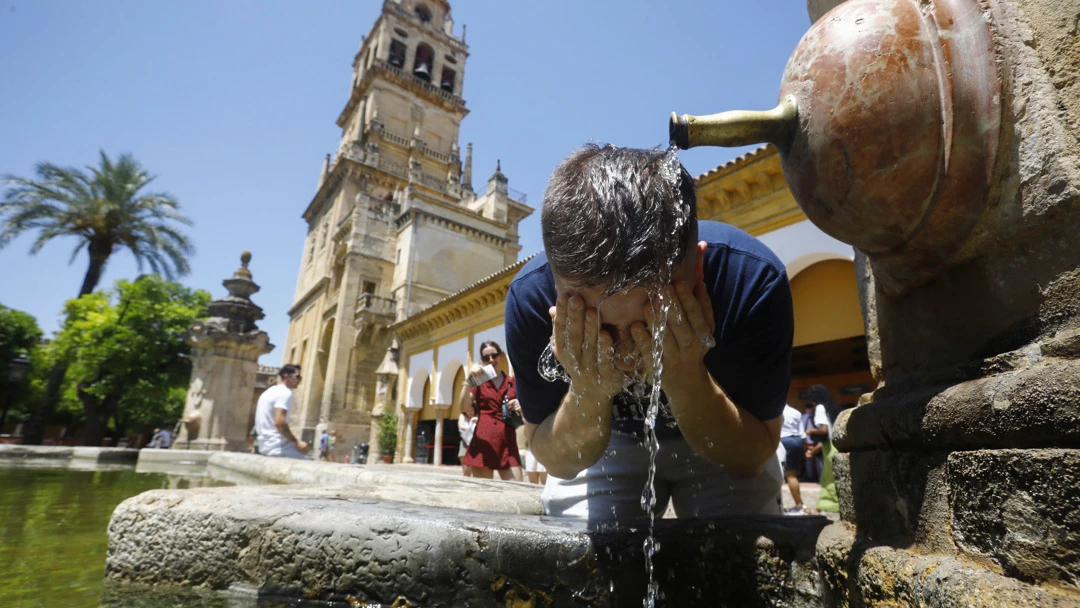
[458,341,523,480]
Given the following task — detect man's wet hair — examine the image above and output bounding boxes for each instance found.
[279,364,301,378]
[541,144,697,295]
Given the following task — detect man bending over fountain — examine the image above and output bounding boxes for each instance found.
[505,144,792,519]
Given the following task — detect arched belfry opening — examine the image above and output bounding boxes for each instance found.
[413,43,434,82]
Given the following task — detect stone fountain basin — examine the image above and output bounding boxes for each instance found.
[106,452,1079,607]
[105,480,832,607]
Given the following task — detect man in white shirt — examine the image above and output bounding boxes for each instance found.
[778,404,808,514]
[254,365,309,459]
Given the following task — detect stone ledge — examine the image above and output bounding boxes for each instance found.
[105,484,830,607]
[204,451,544,515]
[0,445,139,463]
[835,357,1080,452]
[136,448,213,465]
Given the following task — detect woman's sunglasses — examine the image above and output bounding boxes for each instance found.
[481,352,501,363]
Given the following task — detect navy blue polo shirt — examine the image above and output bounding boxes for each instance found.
[504,221,793,439]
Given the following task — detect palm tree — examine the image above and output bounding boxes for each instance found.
[1,151,193,445]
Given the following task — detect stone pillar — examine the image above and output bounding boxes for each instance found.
[176,252,274,451]
[402,410,416,464]
[433,407,445,466]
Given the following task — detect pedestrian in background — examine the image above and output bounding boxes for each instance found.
[457,341,523,480]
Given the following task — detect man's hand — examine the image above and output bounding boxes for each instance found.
[630,280,716,383]
[630,241,716,386]
[550,292,624,402]
[529,292,624,479]
[296,440,310,454]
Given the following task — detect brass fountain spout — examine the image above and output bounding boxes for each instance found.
[669,95,798,151]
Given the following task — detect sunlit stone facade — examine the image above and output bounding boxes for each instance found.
[282,0,532,458]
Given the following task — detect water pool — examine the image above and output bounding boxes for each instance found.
[0,463,231,607]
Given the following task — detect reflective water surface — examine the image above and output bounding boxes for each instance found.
[0,463,231,608]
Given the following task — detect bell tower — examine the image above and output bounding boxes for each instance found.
[282,0,533,454]
[337,0,469,193]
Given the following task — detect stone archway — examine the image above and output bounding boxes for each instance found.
[787,258,873,409]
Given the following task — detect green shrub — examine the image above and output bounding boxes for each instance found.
[377,411,398,458]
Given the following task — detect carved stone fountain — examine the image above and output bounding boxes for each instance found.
[105,0,1080,605]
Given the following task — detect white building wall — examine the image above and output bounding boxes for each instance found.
[435,336,469,404]
[756,220,855,279]
[405,349,434,410]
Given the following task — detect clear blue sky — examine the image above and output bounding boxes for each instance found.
[0,1,811,364]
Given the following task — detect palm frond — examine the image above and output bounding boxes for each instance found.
[1,151,193,286]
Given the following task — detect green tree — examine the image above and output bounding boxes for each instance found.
[378,410,399,461]
[1,151,194,444]
[0,305,43,429]
[50,275,209,446]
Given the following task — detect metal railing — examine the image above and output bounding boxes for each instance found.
[479,184,528,204]
[508,187,528,203]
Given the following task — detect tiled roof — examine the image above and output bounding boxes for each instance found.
[694,144,776,183]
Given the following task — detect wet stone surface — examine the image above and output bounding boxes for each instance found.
[105,484,831,607]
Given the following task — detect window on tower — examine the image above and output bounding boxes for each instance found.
[440,68,455,93]
[414,4,432,23]
[389,40,407,68]
[412,43,434,82]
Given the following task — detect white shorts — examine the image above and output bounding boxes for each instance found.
[261,442,309,460]
[524,449,546,473]
[542,432,782,520]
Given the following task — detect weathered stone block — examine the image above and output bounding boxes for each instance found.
[948,449,1080,590]
[835,355,1080,453]
[833,450,955,553]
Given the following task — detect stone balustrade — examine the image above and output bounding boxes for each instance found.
[356,293,396,318]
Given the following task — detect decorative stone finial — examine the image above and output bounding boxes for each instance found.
[200,251,265,334]
[496,159,501,172]
[462,142,474,191]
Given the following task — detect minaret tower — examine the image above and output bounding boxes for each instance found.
[281,0,532,452]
